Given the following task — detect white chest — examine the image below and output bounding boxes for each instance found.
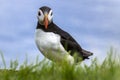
[36,29,60,49]
[35,29,74,64]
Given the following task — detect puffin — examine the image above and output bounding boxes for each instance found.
[35,6,93,64]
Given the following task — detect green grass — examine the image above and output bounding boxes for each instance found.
[0,49,120,80]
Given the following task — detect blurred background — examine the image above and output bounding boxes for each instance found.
[0,0,120,67]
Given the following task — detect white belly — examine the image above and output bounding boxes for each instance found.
[35,29,74,64]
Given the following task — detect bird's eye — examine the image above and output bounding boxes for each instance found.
[50,12,53,16]
[38,12,41,16]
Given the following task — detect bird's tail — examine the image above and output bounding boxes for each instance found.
[82,49,93,60]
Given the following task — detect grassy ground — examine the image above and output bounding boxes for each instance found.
[0,49,120,80]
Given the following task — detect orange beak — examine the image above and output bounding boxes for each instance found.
[44,14,48,29]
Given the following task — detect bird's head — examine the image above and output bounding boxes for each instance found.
[37,6,53,29]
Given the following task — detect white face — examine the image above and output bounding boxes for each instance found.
[37,9,53,25]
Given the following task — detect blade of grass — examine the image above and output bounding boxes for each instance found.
[0,51,6,69]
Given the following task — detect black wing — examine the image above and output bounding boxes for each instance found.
[51,23,83,56]
[53,23,93,59]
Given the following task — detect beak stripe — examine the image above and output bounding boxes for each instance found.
[44,14,48,29]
